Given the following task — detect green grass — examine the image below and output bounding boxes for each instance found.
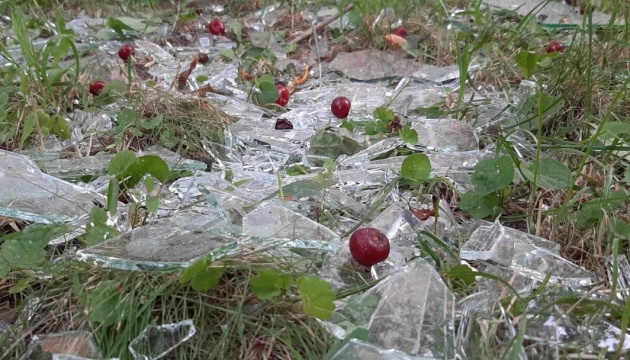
[0,261,334,359]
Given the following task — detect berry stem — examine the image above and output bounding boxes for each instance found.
[126,58,133,95]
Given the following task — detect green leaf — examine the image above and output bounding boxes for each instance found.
[179,257,209,284]
[600,122,630,139]
[372,106,394,122]
[400,154,431,182]
[251,269,292,300]
[125,155,170,188]
[365,120,389,135]
[0,92,8,108]
[518,93,564,131]
[1,240,46,269]
[108,150,138,177]
[196,75,209,83]
[340,120,354,132]
[107,17,145,38]
[48,115,71,140]
[610,218,630,240]
[85,280,128,325]
[116,108,137,127]
[521,158,572,190]
[471,156,514,195]
[20,112,37,149]
[146,196,160,213]
[190,266,224,292]
[297,276,335,320]
[180,257,224,292]
[309,127,363,159]
[0,224,70,272]
[400,124,418,145]
[444,264,476,286]
[9,277,32,294]
[460,191,500,219]
[347,8,363,28]
[107,17,134,38]
[0,262,9,277]
[229,21,242,38]
[159,128,178,149]
[516,50,538,79]
[107,179,119,216]
[219,49,236,60]
[322,158,336,181]
[84,207,120,246]
[144,176,156,193]
[253,77,278,106]
[138,115,163,130]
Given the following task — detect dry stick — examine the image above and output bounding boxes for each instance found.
[288,3,355,44]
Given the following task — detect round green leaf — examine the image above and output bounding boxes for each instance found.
[400,154,431,182]
[521,158,572,190]
[471,156,514,195]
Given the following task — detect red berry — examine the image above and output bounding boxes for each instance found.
[394,27,407,38]
[208,19,226,36]
[349,228,390,267]
[545,41,565,54]
[197,53,209,65]
[89,80,105,96]
[195,8,203,15]
[331,96,351,119]
[275,118,293,130]
[275,84,290,106]
[118,44,135,62]
[580,3,591,14]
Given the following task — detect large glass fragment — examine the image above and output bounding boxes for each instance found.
[0,150,107,223]
[128,319,196,360]
[331,339,436,360]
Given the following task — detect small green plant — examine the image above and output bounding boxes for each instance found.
[340,105,418,145]
[113,108,163,145]
[460,155,514,219]
[180,260,336,320]
[250,74,278,106]
[0,8,79,150]
[0,223,70,277]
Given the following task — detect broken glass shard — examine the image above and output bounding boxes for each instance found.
[128,319,196,360]
[331,338,436,360]
[331,259,454,358]
[366,259,455,358]
[460,221,513,265]
[35,145,206,180]
[595,322,630,352]
[77,209,338,271]
[483,0,616,25]
[460,221,595,287]
[0,150,108,224]
[243,201,339,241]
[227,119,313,157]
[409,117,478,152]
[76,212,233,271]
[607,254,630,300]
[329,49,457,83]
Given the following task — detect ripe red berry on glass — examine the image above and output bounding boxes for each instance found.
[118,44,135,62]
[208,19,226,36]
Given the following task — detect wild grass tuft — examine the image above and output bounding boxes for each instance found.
[1,260,333,359]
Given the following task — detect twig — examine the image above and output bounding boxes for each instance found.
[288,3,354,44]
